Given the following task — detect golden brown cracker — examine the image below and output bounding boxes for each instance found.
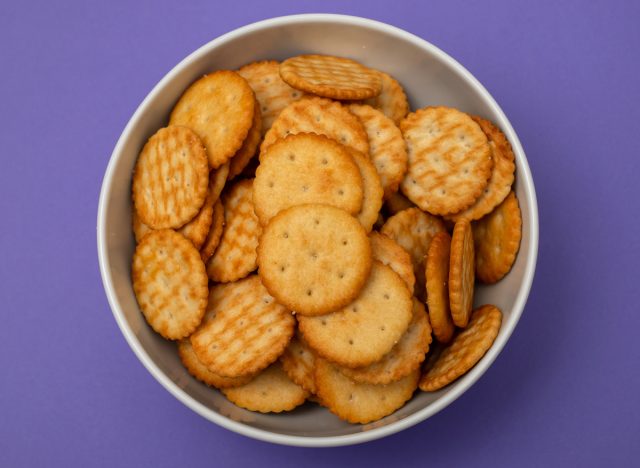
[222,361,308,413]
[209,162,230,205]
[132,210,153,243]
[178,339,254,389]
[384,191,415,216]
[132,126,209,229]
[253,133,364,225]
[280,332,317,394]
[257,204,372,317]
[381,207,446,300]
[206,179,261,283]
[426,231,455,343]
[237,60,305,136]
[280,54,382,100]
[298,262,413,368]
[132,229,208,340]
[348,147,384,232]
[260,97,369,155]
[227,98,262,180]
[348,103,408,200]
[400,106,493,215]
[339,298,431,384]
[447,116,516,221]
[474,191,522,283]
[362,71,409,125]
[190,275,295,377]
[179,194,214,250]
[369,232,415,294]
[199,199,224,262]
[449,219,475,328]
[169,71,255,169]
[315,358,419,424]
[420,304,502,391]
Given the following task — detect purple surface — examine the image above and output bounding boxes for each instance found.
[1,0,638,466]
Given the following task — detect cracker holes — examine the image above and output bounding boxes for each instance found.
[291,91,300,98]
[338,272,345,279]
[263,78,271,84]
[440,189,446,195]
[239,320,245,326]
[283,232,289,238]
[321,319,327,326]
[340,136,347,143]
[289,153,296,161]
[351,306,358,313]
[348,339,354,345]
[338,189,345,196]
[321,158,328,165]
[314,218,320,225]
[262,106,268,112]
[268,181,274,188]
[342,239,348,246]
[380,325,386,331]
[383,293,390,300]
[310,252,318,260]
[306,289,313,296]
[261,391,267,396]
[280,265,286,272]
[301,185,309,192]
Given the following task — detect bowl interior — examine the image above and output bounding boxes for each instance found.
[99,15,537,445]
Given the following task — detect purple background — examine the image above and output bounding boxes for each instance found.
[1,0,638,466]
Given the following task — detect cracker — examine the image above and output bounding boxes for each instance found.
[179,192,214,250]
[280,54,382,100]
[199,199,224,262]
[257,204,372,317]
[253,133,364,225]
[227,98,262,180]
[222,361,308,413]
[449,219,475,328]
[348,147,383,232]
[298,262,413,368]
[362,71,409,125]
[474,191,522,283]
[348,104,408,200]
[169,71,255,169]
[420,304,502,391]
[380,207,446,300]
[209,162,230,205]
[447,116,516,221]
[132,210,153,243]
[237,60,305,136]
[369,232,415,294]
[426,231,455,343]
[132,229,208,340]
[190,275,295,377]
[339,298,431,384]
[177,339,254,389]
[260,97,369,156]
[315,358,419,424]
[280,332,317,394]
[206,179,261,283]
[400,106,493,215]
[132,126,209,229]
[384,191,415,216]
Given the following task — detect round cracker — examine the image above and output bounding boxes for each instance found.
[169,71,255,169]
[447,116,516,221]
[474,191,522,283]
[298,262,413,368]
[260,97,369,156]
[348,104,408,200]
[426,231,455,343]
[280,332,317,394]
[339,298,431,384]
[449,219,475,328]
[190,275,295,377]
[131,210,153,243]
[132,229,208,340]
[280,54,382,100]
[348,147,384,232]
[369,232,415,295]
[179,193,214,249]
[237,60,306,136]
[420,304,502,391]
[227,98,262,180]
[199,199,224,263]
[380,207,446,300]
[222,361,308,413]
[315,358,419,424]
[177,339,254,389]
[385,191,415,216]
[132,126,209,229]
[206,179,261,283]
[400,106,493,215]
[257,204,372,317]
[209,162,230,205]
[362,71,409,125]
[253,133,364,225]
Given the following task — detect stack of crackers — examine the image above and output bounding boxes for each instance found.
[130,55,522,424]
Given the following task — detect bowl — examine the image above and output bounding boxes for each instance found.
[97,13,538,447]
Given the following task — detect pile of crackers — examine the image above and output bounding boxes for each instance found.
[130,55,522,424]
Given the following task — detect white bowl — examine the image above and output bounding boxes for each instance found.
[97,14,538,447]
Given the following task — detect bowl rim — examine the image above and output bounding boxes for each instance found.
[97,13,539,447]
